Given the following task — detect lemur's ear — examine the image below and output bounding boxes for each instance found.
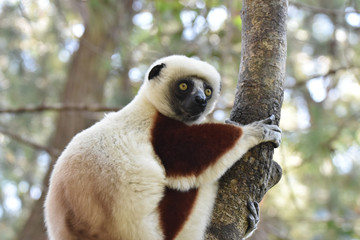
[148,63,166,80]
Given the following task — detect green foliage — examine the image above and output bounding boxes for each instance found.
[0,0,359,239]
[232,15,242,31]
[262,0,360,238]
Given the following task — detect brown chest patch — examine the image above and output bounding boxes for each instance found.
[158,187,199,240]
[151,112,242,177]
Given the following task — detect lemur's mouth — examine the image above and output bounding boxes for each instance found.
[183,109,205,122]
[171,99,206,123]
[186,113,201,121]
[186,102,206,117]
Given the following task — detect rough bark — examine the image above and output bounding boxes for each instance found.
[17,1,134,239]
[207,0,287,239]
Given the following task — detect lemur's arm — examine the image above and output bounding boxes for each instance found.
[152,114,281,190]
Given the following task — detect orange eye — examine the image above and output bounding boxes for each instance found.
[205,88,212,96]
[179,83,188,91]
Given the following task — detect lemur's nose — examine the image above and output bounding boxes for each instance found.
[195,93,207,107]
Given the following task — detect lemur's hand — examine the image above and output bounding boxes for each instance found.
[251,115,282,148]
[225,115,282,148]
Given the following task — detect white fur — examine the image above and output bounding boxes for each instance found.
[45,55,278,240]
[176,183,218,240]
[45,95,165,240]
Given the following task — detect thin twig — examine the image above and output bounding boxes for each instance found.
[309,66,349,79]
[289,66,358,88]
[289,0,359,15]
[0,104,121,114]
[0,126,61,157]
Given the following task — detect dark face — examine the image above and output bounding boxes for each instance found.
[170,77,213,122]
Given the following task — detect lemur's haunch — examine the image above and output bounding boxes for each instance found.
[44,55,282,240]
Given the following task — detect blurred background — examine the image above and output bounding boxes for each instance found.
[0,0,359,239]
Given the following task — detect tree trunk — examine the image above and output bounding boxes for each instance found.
[17,1,134,239]
[207,0,287,239]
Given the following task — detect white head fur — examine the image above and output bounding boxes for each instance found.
[138,55,221,124]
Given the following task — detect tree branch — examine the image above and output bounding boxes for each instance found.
[208,0,287,238]
[289,0,360,15]
[0,104,121,114]
[290,66,359,89]
[0,125,61,157]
